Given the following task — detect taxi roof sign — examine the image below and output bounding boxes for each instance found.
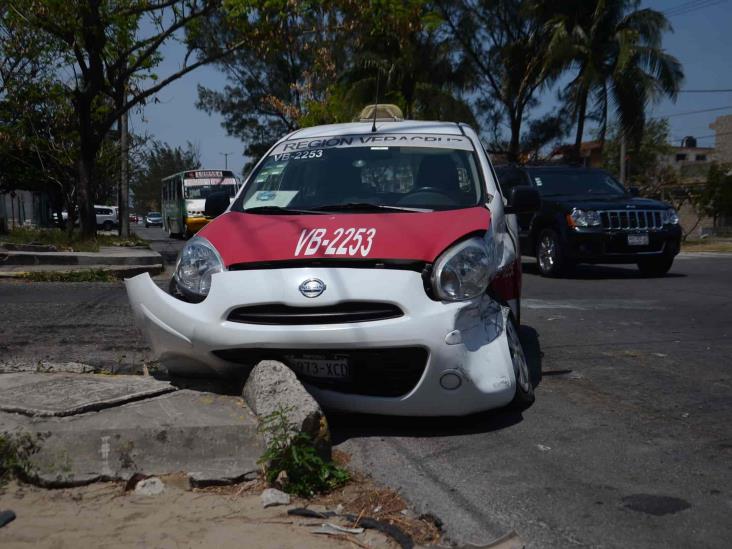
[357,104,404,122]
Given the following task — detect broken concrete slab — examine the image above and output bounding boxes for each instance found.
[0,372,175,417]
[243,360,331,458]
[0,383,263,486]
[261,487,290,508]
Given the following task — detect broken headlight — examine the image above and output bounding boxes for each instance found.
[432,237,496,301]
[174,236,224,298]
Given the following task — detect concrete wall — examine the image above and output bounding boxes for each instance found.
[0,191,51,231]
[710,114,732,164]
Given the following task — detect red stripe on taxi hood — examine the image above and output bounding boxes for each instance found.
[198,207,491,266]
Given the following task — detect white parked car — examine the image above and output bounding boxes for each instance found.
[95,205,118,231]
[126,106,540,416]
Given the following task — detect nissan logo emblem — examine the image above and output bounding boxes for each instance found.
[299,278,326,298]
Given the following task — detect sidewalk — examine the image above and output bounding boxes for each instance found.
[0,245,163,278]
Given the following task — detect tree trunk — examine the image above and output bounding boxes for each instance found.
[573,85,589,162]
[76,95,99,239]
[508,109,522,163]
[118,109,129,238]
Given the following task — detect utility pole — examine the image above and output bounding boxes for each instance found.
[219,152,232,170]
[619,134,627,185]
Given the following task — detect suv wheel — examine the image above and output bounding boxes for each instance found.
[102,220,113,231]
[536,229,571,277]
[506,312,534,410]
[637,256,674,277]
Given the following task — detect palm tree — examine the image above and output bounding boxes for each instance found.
[541,0,683,158]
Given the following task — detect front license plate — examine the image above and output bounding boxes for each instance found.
[285,355,350,380]
[627,233,649,246]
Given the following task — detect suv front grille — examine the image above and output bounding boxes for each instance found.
[601,210,664,230]
[227,302,403,325]
[212,347,428,397]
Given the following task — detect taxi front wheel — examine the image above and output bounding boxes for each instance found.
[506,313,535,410]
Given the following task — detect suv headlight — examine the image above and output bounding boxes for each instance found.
[570,208,602,227]
[174,236,224,298]
[663,208,679,225]
[432,237,497,301]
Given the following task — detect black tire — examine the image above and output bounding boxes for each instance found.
[506,312,535,410]
[102,220,113,231]
[145,223,149,228]
[637,256,674,277]
[535,228,572,277]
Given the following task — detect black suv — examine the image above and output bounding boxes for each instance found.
[494,165,682,276]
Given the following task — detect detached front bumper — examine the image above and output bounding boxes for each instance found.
[125,269,518,416]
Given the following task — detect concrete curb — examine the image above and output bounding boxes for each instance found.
[0,264,164,279]
[0,246,162,266]
[677,251,732,258]
[0,373,263,487]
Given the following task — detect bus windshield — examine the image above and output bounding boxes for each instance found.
[184,183,238,199]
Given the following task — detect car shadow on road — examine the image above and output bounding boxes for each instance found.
[329,323,544,444]
[522,261,686,280]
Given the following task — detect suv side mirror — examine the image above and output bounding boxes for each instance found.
[505,185,541,214]
[204,191,230,218]
[628,186,640,197]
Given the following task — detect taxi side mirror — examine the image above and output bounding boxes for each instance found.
[204,192,230,218]
[505,185,541,214]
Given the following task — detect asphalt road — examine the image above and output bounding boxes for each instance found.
[0,235,730,547]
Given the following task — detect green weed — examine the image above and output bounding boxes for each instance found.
[0,431,43,486]
[257,407,349,497]
[2,228,148,252]
[21,269,120,282]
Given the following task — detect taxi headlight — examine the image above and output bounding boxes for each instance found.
[432,237,496,301]
[174,236,224,297]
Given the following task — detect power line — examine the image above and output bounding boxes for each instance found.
[677,88,732,93]
[663,0,726,17]
[652,105,732,118]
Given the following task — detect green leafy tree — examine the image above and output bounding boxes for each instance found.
[542,0,683,158]
[131,141,201,212]
[8,0,244,238]
[196,0,474,168]
[438,0,551,160]
[602,118,672,187]
[701,163,732,228]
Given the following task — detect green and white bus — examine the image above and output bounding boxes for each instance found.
[161,169,240,238]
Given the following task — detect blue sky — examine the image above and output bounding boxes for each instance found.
[132,0,732,172]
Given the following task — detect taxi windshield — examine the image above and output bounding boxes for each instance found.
[234,142,484,213]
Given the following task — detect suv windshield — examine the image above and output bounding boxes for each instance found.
[529,170,626,197]
[234,141,484,213]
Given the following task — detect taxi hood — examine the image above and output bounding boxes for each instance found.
[198,207,491,267]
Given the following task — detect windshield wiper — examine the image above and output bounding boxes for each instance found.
[243,206,324,215]
[312,202,431,213]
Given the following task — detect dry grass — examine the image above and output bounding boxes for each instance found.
[1,228,148,252]
[682,239,732,253]
[197,455,443,547]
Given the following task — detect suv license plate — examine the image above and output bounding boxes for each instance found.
[285,356,350,380]
[627,233,649,246]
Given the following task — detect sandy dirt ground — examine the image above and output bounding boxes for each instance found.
[0,479,403,548]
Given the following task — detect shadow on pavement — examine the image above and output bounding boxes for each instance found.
[522,261,686,280]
